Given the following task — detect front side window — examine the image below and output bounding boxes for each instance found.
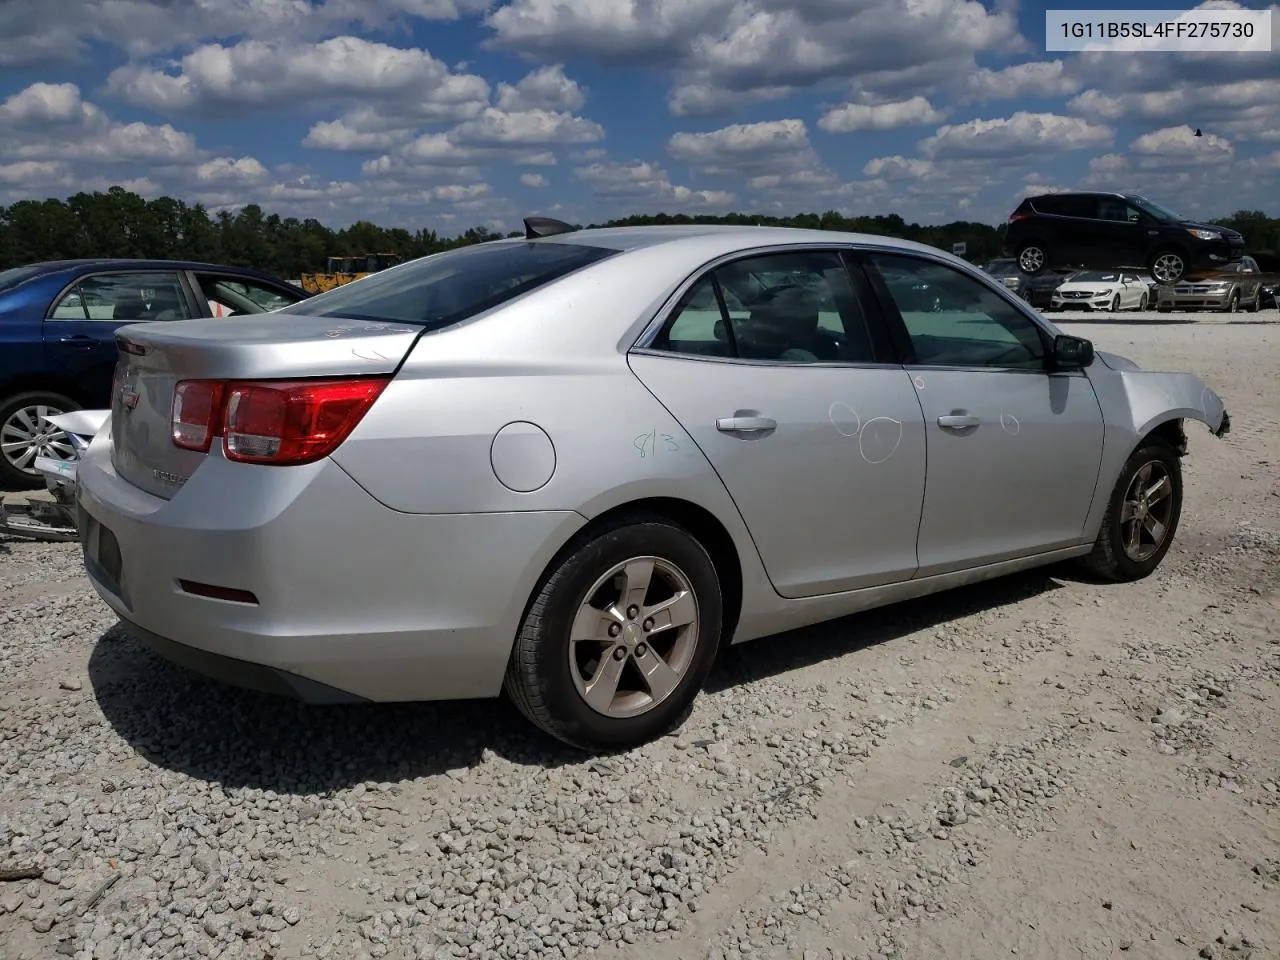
[48,272,193,323]
[867,254,1047,370]
[199,275,300,315]
[275,240,618,330]
[656,250,878,364]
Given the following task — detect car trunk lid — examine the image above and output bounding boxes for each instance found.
[110,314,421,499]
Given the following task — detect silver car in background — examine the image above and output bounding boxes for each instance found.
[1155,256,1265,313]
[75,222,1231,752]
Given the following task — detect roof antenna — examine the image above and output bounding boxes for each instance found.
[523,216,577,240]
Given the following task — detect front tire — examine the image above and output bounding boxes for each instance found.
[1110,294,1121,313]
[504,515,723,752]
[1080,440,1183,583]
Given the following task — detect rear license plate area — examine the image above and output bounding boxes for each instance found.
[81,512,123,596]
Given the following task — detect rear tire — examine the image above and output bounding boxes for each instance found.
[1246,290,1260,313]
[1147,250,1187,285]
[504,515,723,752]
[0,391,81,491]
[1017,243,1048,275]
[1080,440,1182,583]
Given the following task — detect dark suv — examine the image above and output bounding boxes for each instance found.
[1004,192,1245,286]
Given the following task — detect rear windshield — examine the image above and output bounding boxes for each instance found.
[276,240,619,330]
[0,266,42,292]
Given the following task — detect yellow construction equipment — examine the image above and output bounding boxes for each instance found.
[299,253,402,295]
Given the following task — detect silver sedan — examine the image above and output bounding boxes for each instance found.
[75,222,1231,751]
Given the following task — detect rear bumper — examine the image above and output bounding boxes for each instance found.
[75,434,585,703]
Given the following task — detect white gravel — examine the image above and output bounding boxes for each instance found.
[2,312,1278,960]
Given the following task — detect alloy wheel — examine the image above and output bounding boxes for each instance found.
[1120,461,1176,562]
[1151,254,1185,285]
[1,403,74,479]
[1018,246,1045,272]
[568,556,700,719]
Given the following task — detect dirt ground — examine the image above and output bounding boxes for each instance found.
[1,311,1278,960]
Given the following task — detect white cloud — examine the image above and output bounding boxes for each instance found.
[486,0,1025,117]
[963,61,1082,102]
[818,97,946,134]
[520,173,549,187]
[449,108,604,147]
[195,156,271,184]
[862,156,936,181]
[1131,125,1234,166]
[919,111,1113,161]
[667,119,823,177]
[1068,79,1280,144]
[573,160,736,211]
[0,83,198,165]
[106,37,491,120]
[494,64,587,113]
[0,0,490,67]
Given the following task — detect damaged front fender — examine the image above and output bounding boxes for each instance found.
[1095,351,1231,440]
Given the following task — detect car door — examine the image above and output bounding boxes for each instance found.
[188,271,306,317]
[42,270,197,405]
[628,248,927,598]
[1089,197,1147,269]
[857,251,1105,577]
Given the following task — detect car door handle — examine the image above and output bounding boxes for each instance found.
[937,414,980,429]
[58,335,96,349]
[716,416,777,434]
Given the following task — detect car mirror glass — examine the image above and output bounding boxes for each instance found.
[1053,334,1094,370]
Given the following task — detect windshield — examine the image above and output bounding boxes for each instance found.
[1067,270,1123,283]
[0,266,42,292]
[1127,196,1183,223]
[277,240,619,329]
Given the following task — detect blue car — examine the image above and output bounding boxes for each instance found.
[0,259,308,490]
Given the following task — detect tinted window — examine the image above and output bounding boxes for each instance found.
[657,251,878,364]
[1032,195,1094,218]
[1097,197,1140,223]
[276,240,617,330]
[48,272,193,323]
[868,254,1046,370]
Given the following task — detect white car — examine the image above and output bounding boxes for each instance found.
[1049,270,1152,312]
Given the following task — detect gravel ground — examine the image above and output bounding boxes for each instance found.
[2,312,1278,960]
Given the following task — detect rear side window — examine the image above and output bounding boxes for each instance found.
[276,240,618,330]
[1031,195,1095,218]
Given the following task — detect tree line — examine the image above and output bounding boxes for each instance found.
[1,185,1277,278]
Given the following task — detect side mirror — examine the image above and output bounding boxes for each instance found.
[1052,334,1094,370]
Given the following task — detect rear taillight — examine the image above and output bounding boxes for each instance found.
[1008,212,1029,223]
[170,376,389,465]
[172,380,224,452]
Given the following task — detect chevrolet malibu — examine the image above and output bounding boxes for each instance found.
[76,222,1231,752]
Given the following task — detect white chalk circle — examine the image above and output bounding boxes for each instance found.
[1000,413,1021,435]
[913,376,926,390]
[859,417,903,465]
[828,401,862,438]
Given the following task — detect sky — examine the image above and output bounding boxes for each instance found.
[0,0,1277,234]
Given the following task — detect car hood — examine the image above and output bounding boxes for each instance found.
[1057,280,1119,293]
[1096,350,1230,438]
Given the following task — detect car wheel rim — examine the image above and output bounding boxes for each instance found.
[1152,255,1184,284]
[1018,248,1044,272]
[1120,461,1175,562]
[1,404,74,477]
[568,556,700,719]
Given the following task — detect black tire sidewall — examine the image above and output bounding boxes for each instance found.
[1101,443,1183,580]
[521,520,723,749]
[0,391,81,490]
